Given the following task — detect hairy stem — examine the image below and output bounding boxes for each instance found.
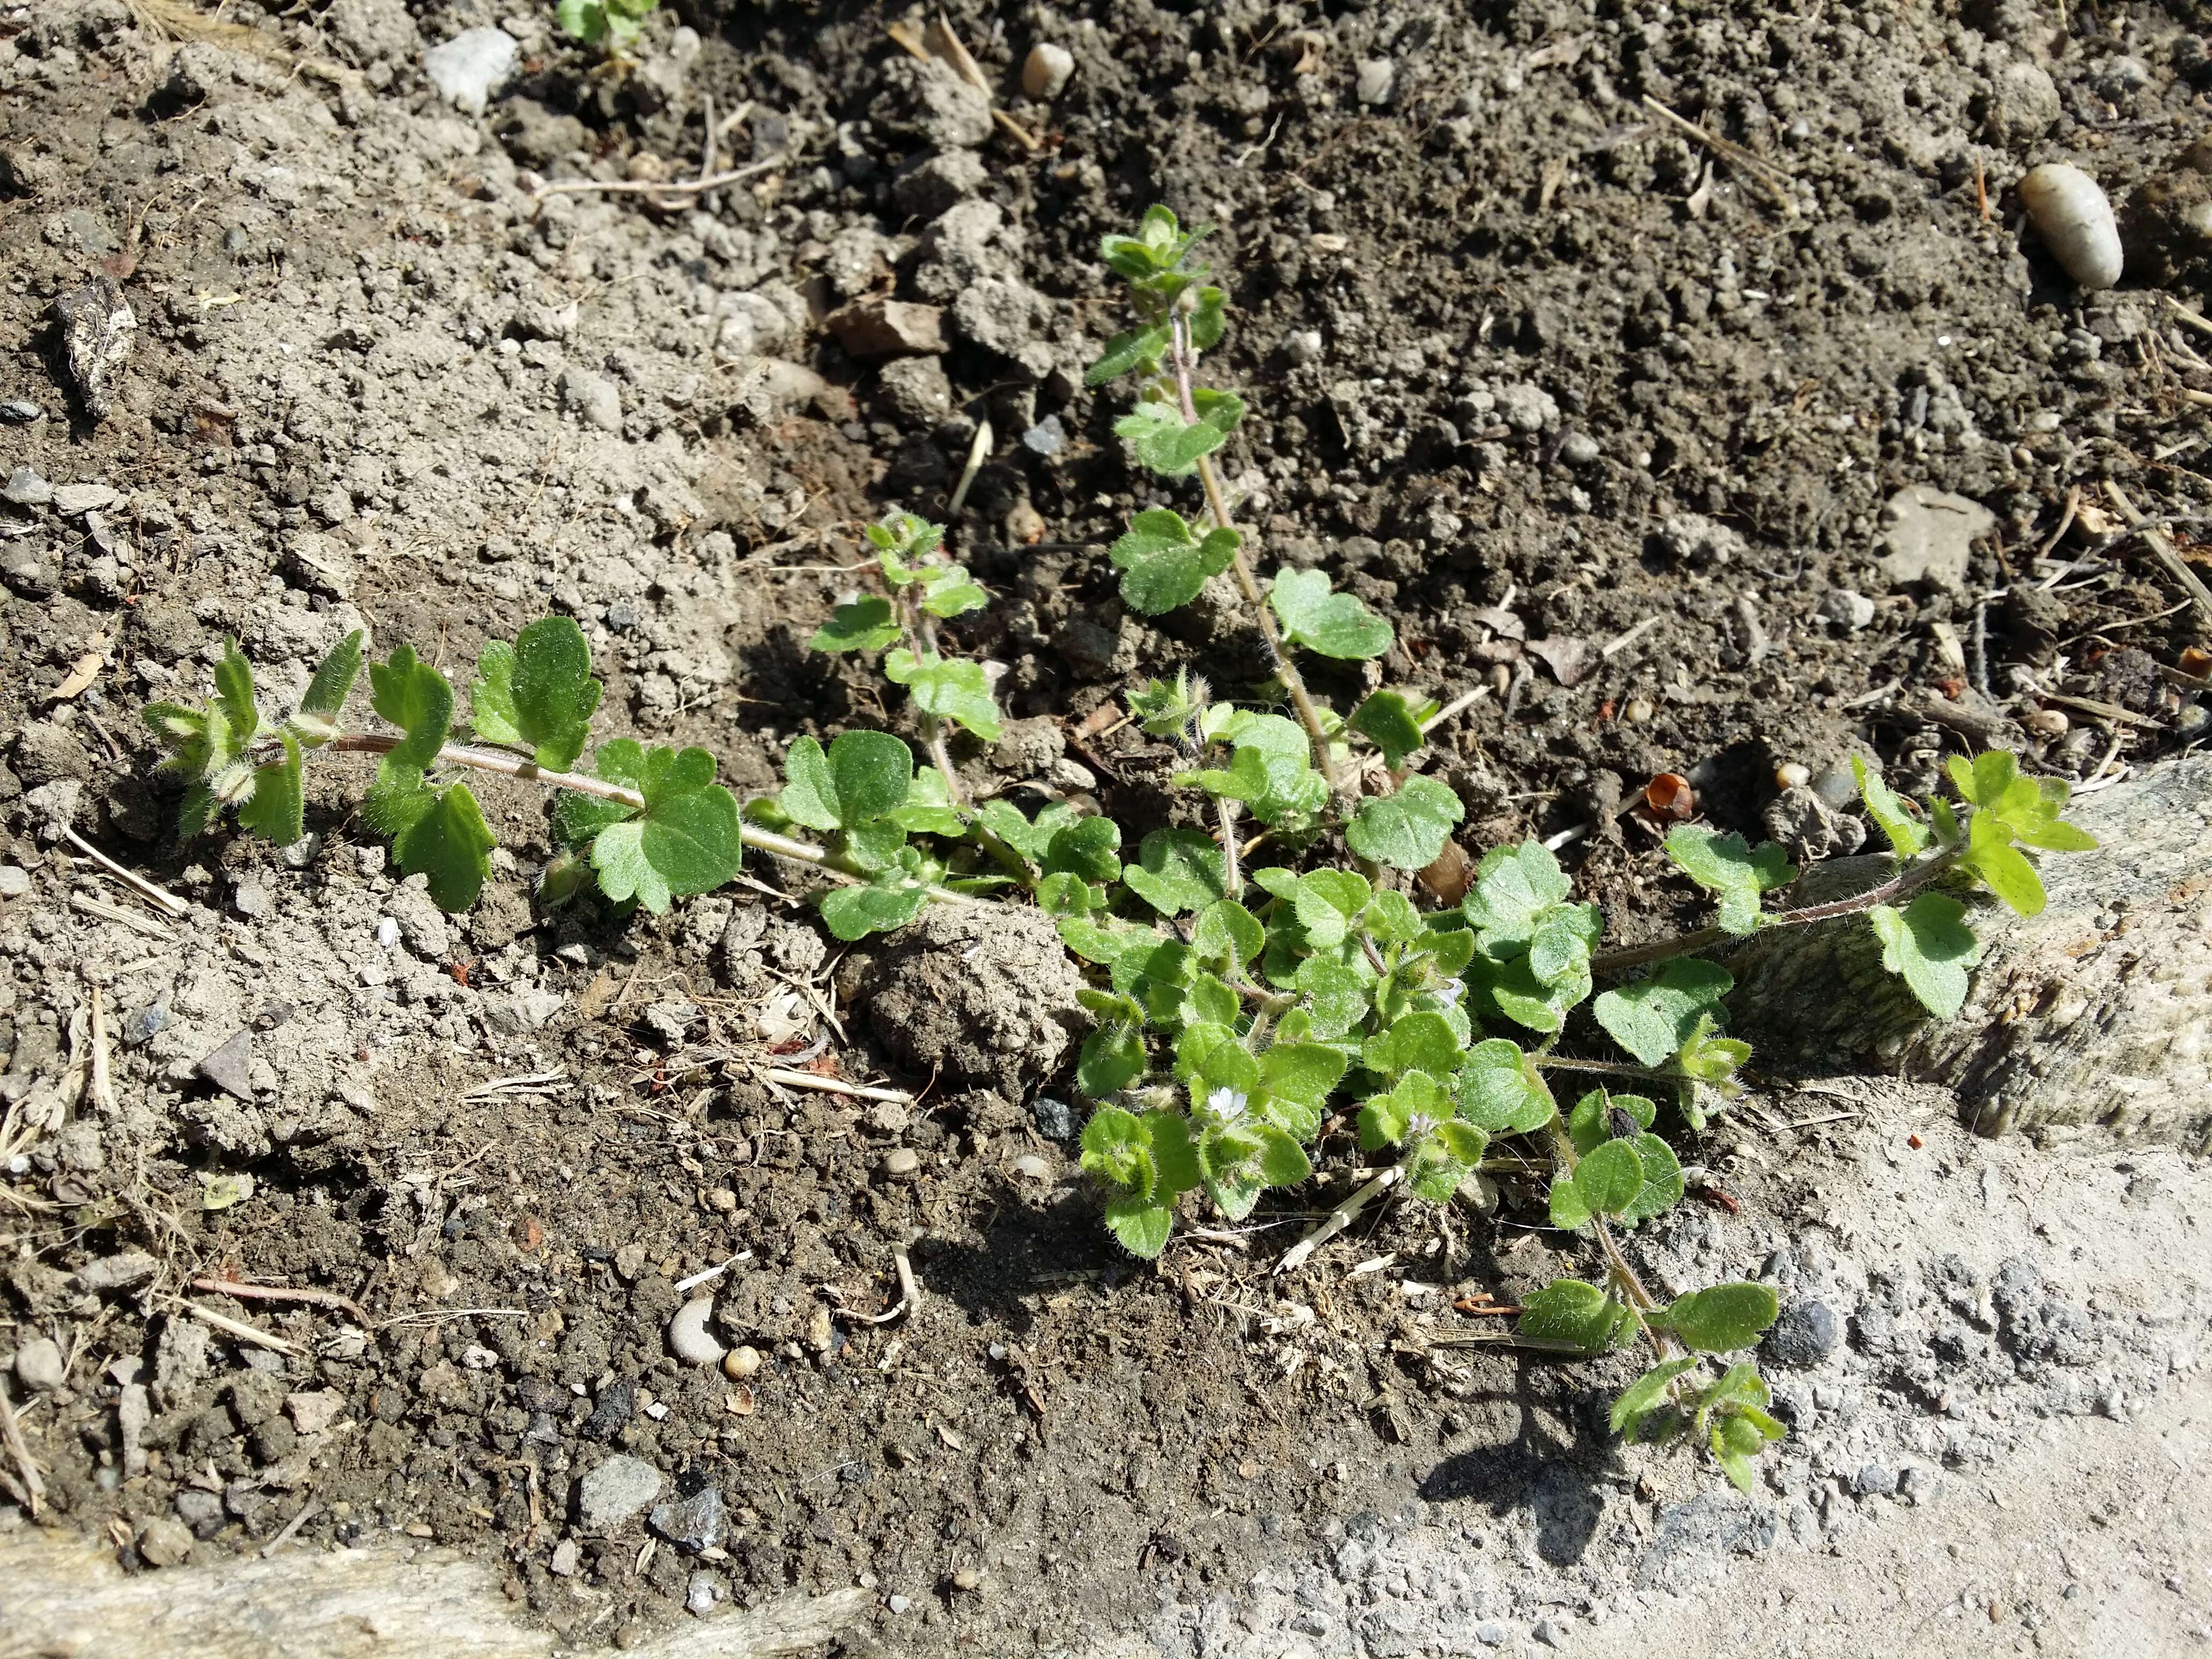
[1167,314,1340,790]
[900,588,970,812]
[328,733,837,871]
[1589,843,1968,975]
[1532,1055,1684,1085]
[1547,1121,1677,1358]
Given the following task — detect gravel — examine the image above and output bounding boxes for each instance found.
[576,1455,662,1529]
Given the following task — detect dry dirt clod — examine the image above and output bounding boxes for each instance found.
[1021,42,1073,100]
[50,276,134,424]
[853,903,1087,1096]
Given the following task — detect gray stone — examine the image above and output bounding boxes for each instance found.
[0,400,41,424]
[875,356,954,427]
[194,1029,255,1102]
[549,1537,579,1575]
[0,865,28,899]
[232,880,269,920]
[1854,1462,1899,1498]
[1020,416,1065,457]
[174,1487,225,1538]
[3,467,52,506]
[560,365,623,433]
[1473,1621,1509,1647]
[1355,58,1395,106]
[649,1484,726,1553]
[13,1336,66,1392]
[75,1250,159,1293]
[1559,431,1601,467]
[1033,1096,1079,1141]
[1496,382,1558,433]
[577,1454,663,1529]
[1876,484,1993,593]
[1765,1299,1843,1369]
[137,1515,197,1567]
[1655,511,1744,567]
[423,26,517,116]
[51,483,121,517]
[1820,588,1877,631]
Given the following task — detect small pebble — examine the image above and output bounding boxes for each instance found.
[1012,1154,1051,1182]
[1355,57,1394,106]
[549,1538,579,1576]
[0,400,42,424]
[0,865,29,899]
[668,1297,728,1365]
[880,1148,922,1181]
[1774,762,1811,790]
[1559,431,1601,467]
[2023,707,2068,738]
[375,917,400,949]
[1623,697,1654,723]
[14,1336,67,1392]
[722,1345,763,1379]
[232,880,269,920]
[886,1593,913,1614]
[1021,40,1074,100]
[3,467,53,507]
[1820,588,1877,631]
[950,1566,982,1592]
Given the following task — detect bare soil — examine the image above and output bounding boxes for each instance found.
[2,1,2209,1655]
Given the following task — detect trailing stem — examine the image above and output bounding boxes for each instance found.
[1167,313,1340,790]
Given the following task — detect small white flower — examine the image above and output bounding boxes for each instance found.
[1433,979,1466,1010]
[1206,1086,1250,1123]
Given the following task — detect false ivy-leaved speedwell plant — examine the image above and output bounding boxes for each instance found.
[143,206,2100,1494]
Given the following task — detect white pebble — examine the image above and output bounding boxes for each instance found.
[2019,163,2122,290]
[1013,1154,1051,1182]
[668,1297,728,1365]
[375,917,399,949]
[1022,41,1074,100]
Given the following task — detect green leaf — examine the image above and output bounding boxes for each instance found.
[884,649,1001,741]
[1108,509,1240,614]
[809,597,902,654]
[289,629,363,747]
[1854,756,1929,858]
[1527,902,1602,986]
[1268,569,1393,659]
[1085,322,1172,387]
[780,731,913,833]
[1657,1283,1780,1354]
[213,638,259,748]
[1104,1196,1175,1257]
[1946,750,2017,809]
[1346,776,1464,869]
[1294,954,1374,1040]
[589,746,744,914]
[1044,816,1124,886]
[1611,1358,1700,1437]
[1190,898,1264,967]
[1664,825,1797,935]
[1080,1105,1152,1192]
[1349,691,1430,768]
[1618,1132,1685,1225]
[1362,891,1423,946]
[235,731,305,845]
[1463,841,1572,950]
[1566,1089,1655,1154]
[1253,1125,1311,1187]
[368,644,454,772]
[1548,1174,1593,1230]
[1259,1043,1347,1115]
[820,868,931,939]
[1362,1011,1463,1080]
[1573,1138,1645,1216]
[1455,1039,1555,1133]
[366,773,494,911]
[864,512,944,573]
[1078,1025,1146,1098]
[1869,893,1981,1019]
[1123,828,1228,916]
[471,618,602,771]
[1358,1073,1448,1150]
[1965,811,2046,917]
[1519,1280,1630,1352]
[1114,392,1244,479]
[1290,869,1371,949]
[918,565,990,619]
[1593,958,1735,1068]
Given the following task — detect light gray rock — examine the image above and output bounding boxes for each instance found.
[559,365,623,433]
[13,1336,66,1392]
[1356,58,1395,106]
[1876,484,1993,593]
[577,1454,663,1529]
[423,27,517,116]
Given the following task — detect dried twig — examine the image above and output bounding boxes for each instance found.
[188,1276,370,1327]
[174,1299,304,1355]
[259,1493,320,1557]
[1275,1165,1401,1276]
[2104,481,2212,632]
[528,154,787,204]
[1640,95,1796,212]
[762,1067,913,1104]
[0,1378,45,1518]
[69,892,171,939]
